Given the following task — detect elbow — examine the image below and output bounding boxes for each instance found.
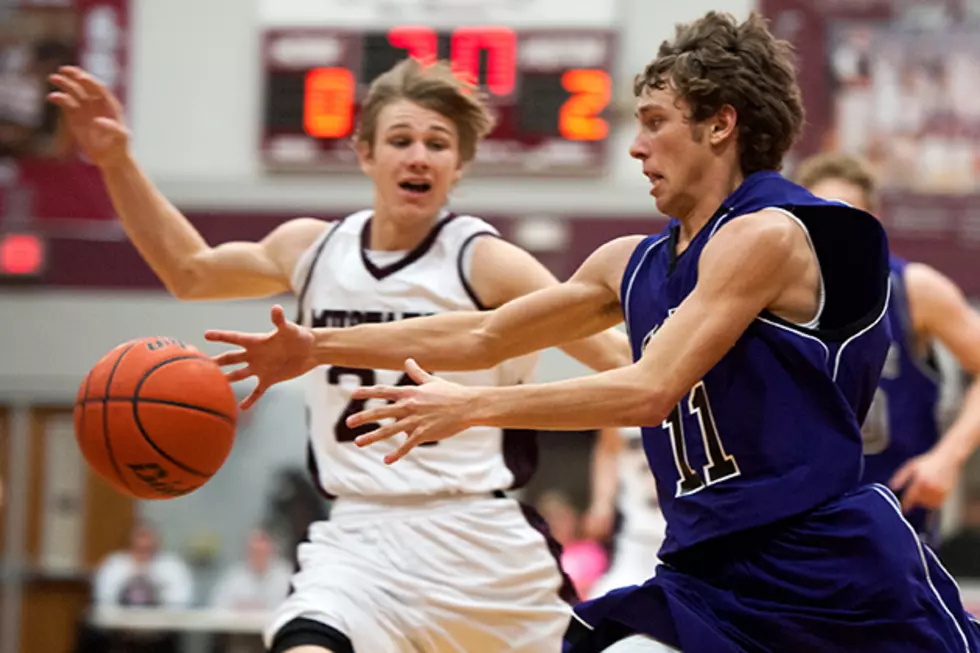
[623,385,674,429]
[473,327,506,368]
[164,257,209,300]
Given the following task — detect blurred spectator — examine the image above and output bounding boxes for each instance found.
[75,522,193,653]
[209,527,292,610]
[93,521,194,607]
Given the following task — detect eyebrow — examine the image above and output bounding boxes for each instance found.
[386,122,454,135]
[634,105,662,120]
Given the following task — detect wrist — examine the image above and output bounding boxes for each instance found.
[464,386,499,428]
[935,435,972,468]
[96,150,136,174]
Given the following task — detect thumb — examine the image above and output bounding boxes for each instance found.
[93,116,126,135]
[404,358,433,385]
[270,304,287,329]
[889,461,916,493]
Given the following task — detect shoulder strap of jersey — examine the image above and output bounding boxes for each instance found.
[449,215,502,310]
[292,215,355,325]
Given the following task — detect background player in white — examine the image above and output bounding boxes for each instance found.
[797,152,980,522]
[582,427,666,598]
[48,59,630,653]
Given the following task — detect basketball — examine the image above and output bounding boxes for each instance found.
[73,336,238,500]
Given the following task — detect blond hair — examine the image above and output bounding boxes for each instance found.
[354,58,494,164]
[794,151,878,211]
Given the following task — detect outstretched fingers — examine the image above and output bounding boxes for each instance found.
[204,329,262,347]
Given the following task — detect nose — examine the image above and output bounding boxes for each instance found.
[629,132,648,160]
[405,140,431,169]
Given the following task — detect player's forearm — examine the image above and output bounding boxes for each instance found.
[466,365,667,430]
[310,312,498,372]
[936,378,980,465]
[560,328,633,373]
[590,433,621,509]
[99,155,210,296]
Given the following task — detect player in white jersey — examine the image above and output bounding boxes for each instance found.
[582,427,666,598]
[49,59,631,653]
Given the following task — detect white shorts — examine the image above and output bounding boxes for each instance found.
[588,535,662,599]
[266,493,573,653]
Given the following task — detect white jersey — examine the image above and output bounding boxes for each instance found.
[292,209,539,498]
[616,427,667,544]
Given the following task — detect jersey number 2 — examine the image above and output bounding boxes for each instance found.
[327,366,436,447]
[661,382,740,496]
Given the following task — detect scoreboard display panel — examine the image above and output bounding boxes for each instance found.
[259,0,620,176]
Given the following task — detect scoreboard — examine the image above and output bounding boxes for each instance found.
[259,0,620,176]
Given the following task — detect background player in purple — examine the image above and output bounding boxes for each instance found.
[207,11,980,652]
[798,152,980,546]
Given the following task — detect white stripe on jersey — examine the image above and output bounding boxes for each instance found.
[294,210,539,498]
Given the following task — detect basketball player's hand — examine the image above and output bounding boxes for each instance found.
[349,359,478,464]
[205,305,316,410]
[889,449,959,513]
[47,66,130,168]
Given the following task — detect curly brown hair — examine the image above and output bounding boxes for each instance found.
[634,11,804,175]
[354,58,495,165]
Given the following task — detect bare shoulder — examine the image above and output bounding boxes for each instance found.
[904,261,967,333]
[466,235,556,308]
[575,235,648,295]
[703,209,805,268]
[262,217,333,276]
[904,261,959,298]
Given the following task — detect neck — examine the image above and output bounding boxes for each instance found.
[369,206,442,251]
[675,166,745,246]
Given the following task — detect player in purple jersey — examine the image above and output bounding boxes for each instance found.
[207,11,980,652]
[798,152,980,546]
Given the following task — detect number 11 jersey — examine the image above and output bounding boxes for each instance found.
[620,171,891,561]
[292,209,539,498]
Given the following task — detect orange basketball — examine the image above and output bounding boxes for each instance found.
[74,336,238,500]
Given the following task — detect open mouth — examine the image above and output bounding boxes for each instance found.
[399,181,432,195]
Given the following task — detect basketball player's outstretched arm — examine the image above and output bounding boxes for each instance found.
[47,66,326,300]
[888,264,980,512]
[351,211,820,463]
[205,236,639,408]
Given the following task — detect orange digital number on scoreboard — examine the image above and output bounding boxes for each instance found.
[303,67,355,139]
[559,69,611,141]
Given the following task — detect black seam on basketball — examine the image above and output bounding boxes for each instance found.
[103,343,140,494]
[75,397,235,423]
[132,354,225,478]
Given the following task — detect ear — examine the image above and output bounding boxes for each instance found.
[452,162,466,184]
[356,139,374,177]
[708,105,737,146]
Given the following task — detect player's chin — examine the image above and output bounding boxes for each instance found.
[393,196,445,222]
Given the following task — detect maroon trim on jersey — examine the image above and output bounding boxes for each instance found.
[510,495,580,605]
[359,213,458,280]
[294,218,347,324]
[503,428,539,490]
[456,230,501,310]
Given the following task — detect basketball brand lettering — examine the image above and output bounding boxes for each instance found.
[145,337,188,351]
[128,463,194,497]
[311,309,434,328]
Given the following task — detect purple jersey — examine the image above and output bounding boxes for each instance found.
[620,171,891,560]
[861,255,942,541]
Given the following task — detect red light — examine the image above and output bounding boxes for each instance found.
[388,25,438,65]
[0,232,45,276]
[451,27,516,96]
[304,67,355,139]
[560,69,611,141]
